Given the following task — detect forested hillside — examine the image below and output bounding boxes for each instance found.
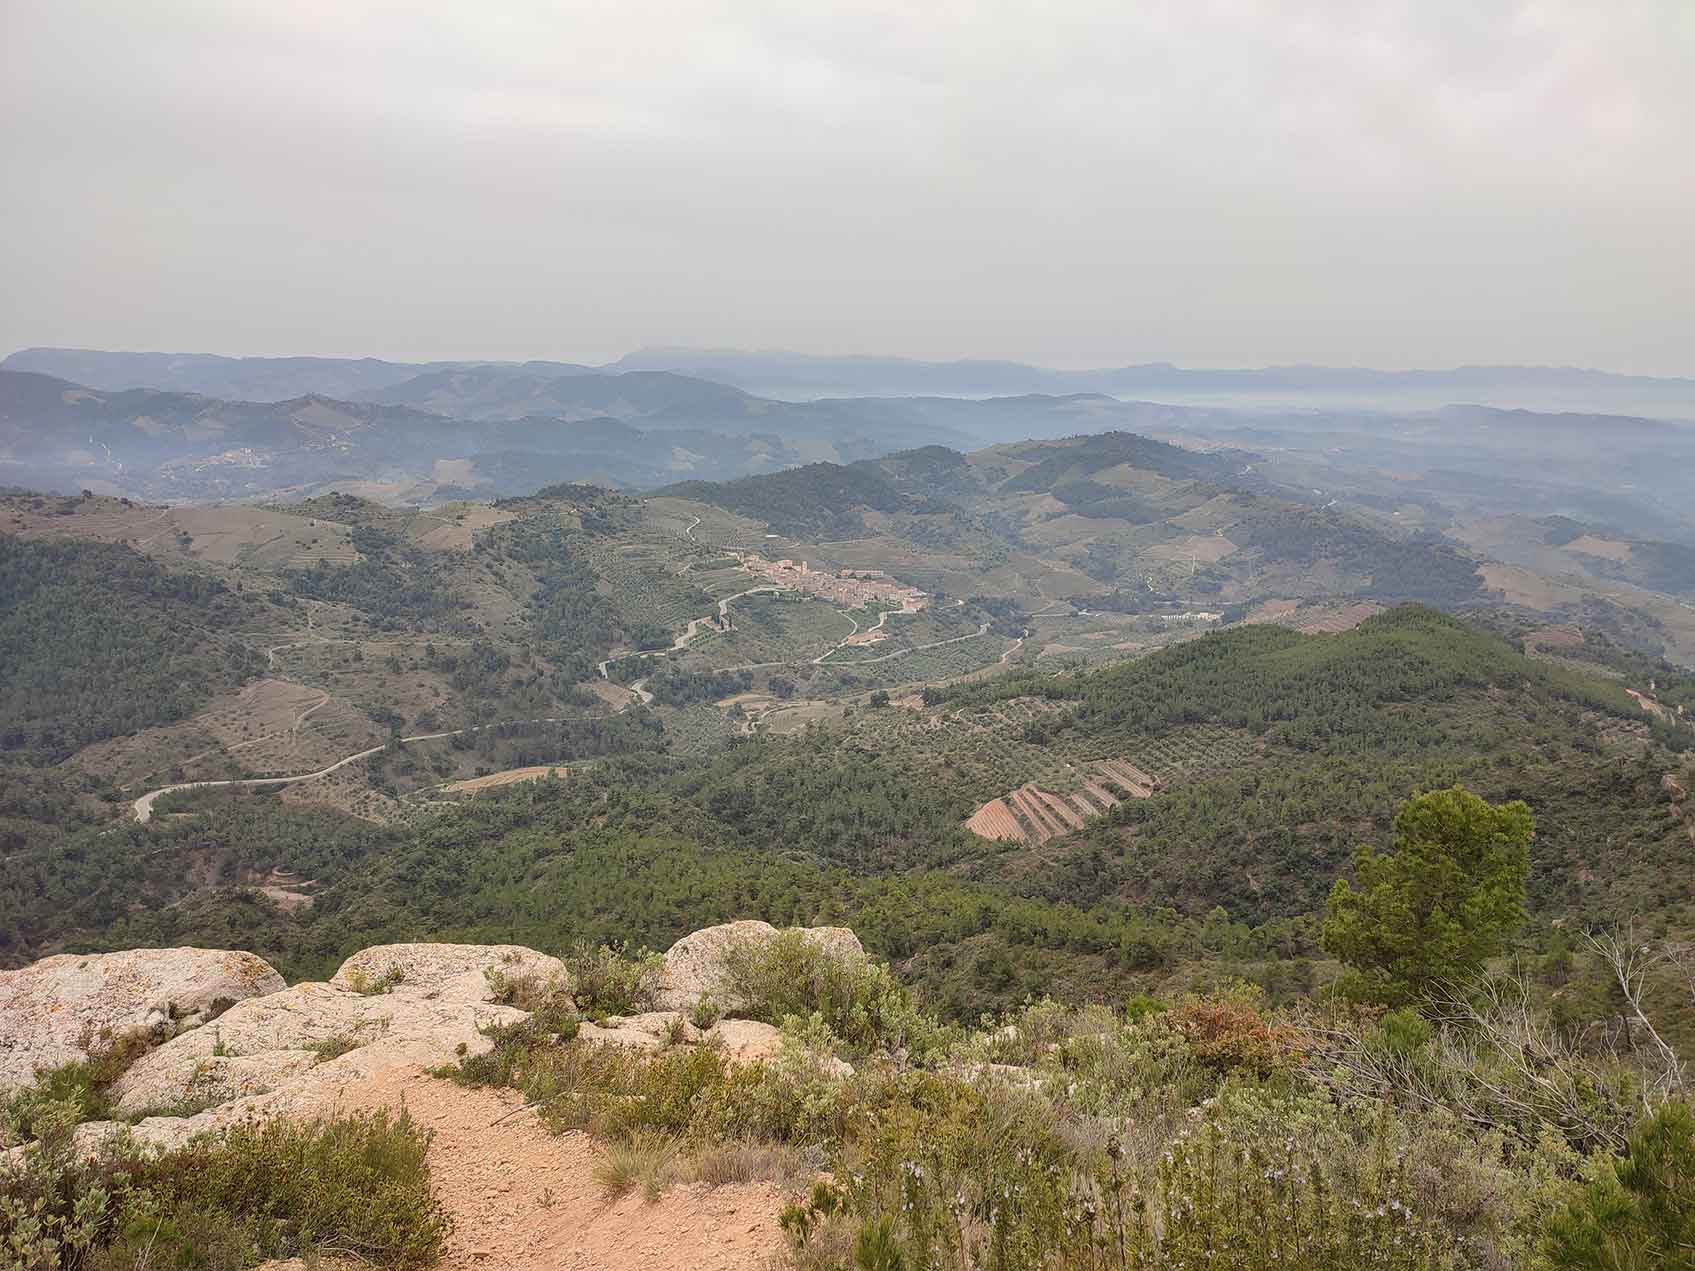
[659,463,916,539]
[0,536,262,762]
[923,608,1693,927]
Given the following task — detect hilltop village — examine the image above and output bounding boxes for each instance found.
[737,552,926,642]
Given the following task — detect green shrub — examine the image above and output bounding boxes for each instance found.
[125,1110,447,1268]
[307,1033,361,1064]
[446,1008,580,1089]
[721,931,940,1058]
[691,997,724,1030]
[1546,1100,1695,1270]
[0,1106,446,1271]
[565,943,661,1017]
[5,1032,153,1138]
[594,1130,681,1202]
[343,966,407,996]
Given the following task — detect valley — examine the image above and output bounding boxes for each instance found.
[6,366,1695,1271]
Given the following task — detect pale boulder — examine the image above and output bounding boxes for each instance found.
[652,920,866,1013]
[109,978,526,1120]
[329,943,568,1003]
[0,948,285,1094]
[707,1018,785,1063]
[577,1011,697,1051]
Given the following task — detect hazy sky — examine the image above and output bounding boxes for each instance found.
[4,1,1692,373]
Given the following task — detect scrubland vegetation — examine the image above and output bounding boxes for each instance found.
[2,1104,445,1270]
[430,857,1694,1271]
[6,464,1695,1267]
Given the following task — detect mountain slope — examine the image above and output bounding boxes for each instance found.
[0,371,853,499]
[0,534,264,762]
[1,347,466,400]
[662,433,1484,610]
[612,345,1695,415]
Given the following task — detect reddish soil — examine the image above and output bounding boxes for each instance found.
[1294,602,1384,635]
[1628,688,1671,720]
[963,759,1158,843]
[1036,789,1088,832]
[1082,781,1120,808]
[965,798,1025,842]
[1095,760,1155,798]
[439,765,567,794]
[1010,785,1064,841]
[324,1065,788,1271]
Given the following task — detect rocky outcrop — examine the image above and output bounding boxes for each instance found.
[652,920,866,1012]
[708,1018,786,1064]
[577,1012,699,1052]
[574,1013,845,1076]
[0,947,285,1094]
[107,978,530,1122]
[5,927,864,1154]
[330,943,568,1003]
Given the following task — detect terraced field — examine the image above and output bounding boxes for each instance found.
[960,729,1261,844]
[823,695,1260,841]
[816,630,1007,691]
[587,541,718,635]
[965,758,1158,844]
[674,594,856,669]
[643,497,774,552]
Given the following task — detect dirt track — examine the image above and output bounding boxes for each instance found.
[328,1066,787,1271]
[131,715,580,822]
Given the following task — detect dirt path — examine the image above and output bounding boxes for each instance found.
[328,1066,786,1271]
[131,713,581,822]
[163,689,332,777]
[816,621,992,666]
[596,586,786,692]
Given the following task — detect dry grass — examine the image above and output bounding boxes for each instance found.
[678,1143,820,1191]
[595,1131,683,1202]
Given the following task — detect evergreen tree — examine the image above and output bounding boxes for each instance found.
[1321,785,1532,1004]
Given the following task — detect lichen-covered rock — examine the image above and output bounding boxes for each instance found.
[329,943,568,1004]
[574,1014,835,1072]
[652,920,866,1012]
[577,1011,696,1051]
[706,1018,785,1064]
[109,979,526,1120]
[0,948,285,1094]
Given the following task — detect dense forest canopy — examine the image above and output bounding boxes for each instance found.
[0,536,261,763]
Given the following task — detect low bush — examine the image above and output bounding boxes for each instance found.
[564,943,661,1017]
[721,931,941,1058]
[690,996,723,1030]
[344,966,406,996]
[307,1033,360,1064]
[0,1104,447,1271]
[594,1130,682,1202]
[5,1032,153,1137]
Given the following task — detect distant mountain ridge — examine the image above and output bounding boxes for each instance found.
[0,369,839,500]
[607,346,1695,415]
[2,348,477,401]
[10,345,1695,417]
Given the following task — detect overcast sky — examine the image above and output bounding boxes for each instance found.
[3,1,1691,373]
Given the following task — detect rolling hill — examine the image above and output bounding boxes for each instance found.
[661,432,1486,611]
[0,370,869,500]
